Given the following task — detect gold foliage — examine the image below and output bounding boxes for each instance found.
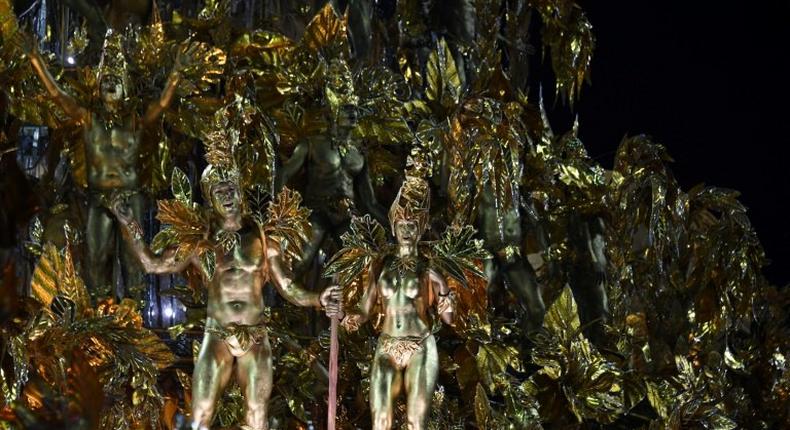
[301,3,348,55]
[261,187,311,261]
[4,238,174,429]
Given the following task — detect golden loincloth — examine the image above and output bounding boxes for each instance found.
[208,322,268,354]
[378,333,430,370]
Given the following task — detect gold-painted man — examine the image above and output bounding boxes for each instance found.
[276,59,388,275]
[25,30,192,298]
[112,164,342,430]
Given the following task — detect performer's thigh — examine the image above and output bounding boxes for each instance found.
[236,337,273,430]
[191,331,234,427]
[85,202,115,293]
[404,336,438,430]
[86,202,115,263]
[370,348,401,430]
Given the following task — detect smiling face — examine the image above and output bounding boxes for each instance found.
[210,181,241,219]
[99,75,124,104]
[394,218,421,246]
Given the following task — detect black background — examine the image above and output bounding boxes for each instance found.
[542,1,790,285]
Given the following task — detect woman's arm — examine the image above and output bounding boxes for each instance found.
[428,268,454,325]
[341,261,379,331]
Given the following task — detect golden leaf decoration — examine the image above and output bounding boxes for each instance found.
[30,242,89,313]
[30,244,59,308]
[301,2,348,54]
[170,167,192,204]
[426,38,462,110]
[262,187,311,261]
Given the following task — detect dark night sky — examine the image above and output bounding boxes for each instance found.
[542,1,790,285]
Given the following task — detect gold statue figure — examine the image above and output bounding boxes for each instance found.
[111,163,342,430]
[338,176,457,430]
[23,29,194,298]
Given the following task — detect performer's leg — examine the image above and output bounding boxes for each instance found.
[119,192,146,300]
[85,197,115,298]
[370,346,402,430]
[404,336,438,430]
[235,336,273,430]
[191,329,234,430]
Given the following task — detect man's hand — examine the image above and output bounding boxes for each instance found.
[110,194,134,224]
[110,192,144,240]
[320,285,344,318]
[15,30,39,56]
[173,40,201,74]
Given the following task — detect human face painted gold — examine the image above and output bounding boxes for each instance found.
[100,75,124,104]
[210,181,241,220]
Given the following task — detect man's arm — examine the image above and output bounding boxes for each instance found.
[276,141,308,191]
[142,69,181,126]
[26,40,88,122]
[142,42,199,125]
[265,239,323,307]
[428,268,454,325]
[112,200,193,274]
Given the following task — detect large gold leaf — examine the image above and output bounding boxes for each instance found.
[30,243,89,313]
[301,3,348,54]
[232,30,295,68]
[262,188,311,260]
[426,38,462,109]
[475,383,491,430]
[544,286,581,340]
[30,243,60,308]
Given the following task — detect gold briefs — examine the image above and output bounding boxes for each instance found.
[208,322,268,355]
[378,333,430,370]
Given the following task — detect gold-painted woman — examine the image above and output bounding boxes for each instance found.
[325,174,487,429]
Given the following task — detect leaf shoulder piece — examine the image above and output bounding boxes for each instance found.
[324,214,391,287]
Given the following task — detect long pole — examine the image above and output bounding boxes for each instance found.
[327,315,339,430]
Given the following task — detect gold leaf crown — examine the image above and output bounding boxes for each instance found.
[325,58,358,117]
[200,104,242,199]
[96,29,130,88]
[200,163,241,201]
[389,175,431,234]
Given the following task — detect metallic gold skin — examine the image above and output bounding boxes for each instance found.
[277,107,387,274]
[112,176,341,430]
[341,180,453,430]
[24,31,190,299]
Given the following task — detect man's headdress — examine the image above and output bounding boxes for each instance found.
[200,163,241,202]
[324,58,358,119]
[200,106,241,200]
[96,29,130,92]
